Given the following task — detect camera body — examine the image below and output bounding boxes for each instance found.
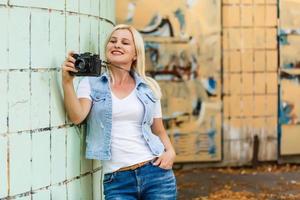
[71,52,102,76]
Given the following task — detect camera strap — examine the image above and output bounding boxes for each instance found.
[102,61,131,73]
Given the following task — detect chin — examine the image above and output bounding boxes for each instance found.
[109,59,130,66]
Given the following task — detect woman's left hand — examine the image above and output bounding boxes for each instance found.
[153,149,176,170]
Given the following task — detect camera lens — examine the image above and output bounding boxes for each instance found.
[75,59,86,72]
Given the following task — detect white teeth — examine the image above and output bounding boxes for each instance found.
[112,51,123,55]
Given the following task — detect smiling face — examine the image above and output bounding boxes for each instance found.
[105,28,137,69]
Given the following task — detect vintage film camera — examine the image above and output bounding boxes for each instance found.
[70,52,103,76]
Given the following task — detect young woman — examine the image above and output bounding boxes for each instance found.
[62,24,177,199]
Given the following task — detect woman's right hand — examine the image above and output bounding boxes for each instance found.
[61,51,78,84]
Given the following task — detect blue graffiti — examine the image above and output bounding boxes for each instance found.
[208,145,216,155]
[279,102,293,124]
[279,34,288,45]
[208,129,216,156]
[208,129,215,138]
[145,42,160,65]
[125,2,136,24]
[208,77,216,90]
[283,63,294,69]
[173,131,180,143]
[279,30,289,45]
[147,15,160,26]
[174,9,185,31]
[202,77,217,96]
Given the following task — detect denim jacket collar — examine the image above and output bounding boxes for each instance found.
[99,71,146,88]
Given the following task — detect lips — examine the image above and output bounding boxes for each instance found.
[111,50,123,55]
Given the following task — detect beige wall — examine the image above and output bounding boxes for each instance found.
[222,0,278,163]
[115,0,300,164]
[116,0,222,162]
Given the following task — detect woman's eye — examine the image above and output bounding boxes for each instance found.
[110,40,116,43]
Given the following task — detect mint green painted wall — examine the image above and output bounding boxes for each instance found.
[0,1,115,199]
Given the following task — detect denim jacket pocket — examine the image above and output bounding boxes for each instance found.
[90,91,106,102]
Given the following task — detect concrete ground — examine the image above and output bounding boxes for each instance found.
[174,164,300,200]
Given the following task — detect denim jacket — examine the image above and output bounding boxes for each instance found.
[85,72,165,160]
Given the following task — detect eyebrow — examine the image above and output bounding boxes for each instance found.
[110,36,131,42]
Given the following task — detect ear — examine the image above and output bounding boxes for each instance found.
[133,55,137,61]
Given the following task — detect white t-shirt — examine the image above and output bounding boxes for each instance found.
[76,78,162,174]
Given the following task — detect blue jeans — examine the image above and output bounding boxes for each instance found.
[103,162,177,200]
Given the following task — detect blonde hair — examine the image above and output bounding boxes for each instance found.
[105,24,162,99]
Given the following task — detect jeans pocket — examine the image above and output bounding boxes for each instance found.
[151,163,171,171]
[103,173,114,184]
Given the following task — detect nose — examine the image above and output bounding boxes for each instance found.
[114,42,121,49]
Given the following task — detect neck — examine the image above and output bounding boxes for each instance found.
[107,62,131,73]
[110,68,132,85]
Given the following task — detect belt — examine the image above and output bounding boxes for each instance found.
[116,159,153,172]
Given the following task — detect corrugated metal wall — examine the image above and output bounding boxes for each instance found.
[0,0,115,199]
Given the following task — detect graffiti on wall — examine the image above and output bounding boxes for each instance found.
[280,0,300,155]
[116,0,221,162]
[280,0,300,125]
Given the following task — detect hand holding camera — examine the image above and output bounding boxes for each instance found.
[62,51,103,84]
[61,51,78,84]
[62,51,130,84]
[71,52,102,76]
